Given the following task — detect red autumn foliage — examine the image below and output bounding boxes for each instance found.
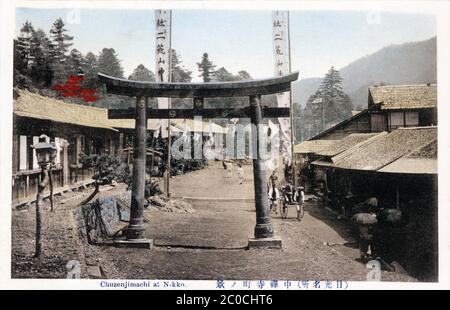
[52,75,100,103]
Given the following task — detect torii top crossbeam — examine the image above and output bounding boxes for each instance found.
[98,72,299,98]
[98,71,299,242]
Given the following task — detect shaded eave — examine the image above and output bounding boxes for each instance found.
[14,111,119,132]
[308,108,372,141]
[98,72,299,98]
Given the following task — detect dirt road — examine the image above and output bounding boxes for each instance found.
[11,161,414,281]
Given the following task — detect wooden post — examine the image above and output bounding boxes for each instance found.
[35,166,48,258]
[250,95,274,239]
[125,96,148,240]
[62,140,69,187]
[48,166,54,212]
[166,103,172,199]
[119,133,124,155]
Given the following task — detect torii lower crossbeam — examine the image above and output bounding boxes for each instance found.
[99,72,299,244]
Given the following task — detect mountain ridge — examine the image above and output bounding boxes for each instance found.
[292,36,437,109]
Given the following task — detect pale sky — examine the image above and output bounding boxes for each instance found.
[15,8,436,81]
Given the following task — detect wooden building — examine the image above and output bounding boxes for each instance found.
[13,89,122,206]
[306,84,437,141]
[292,83,438,280]
[312,126,437,281]
[294,83,438,175]
[12,89,227,207]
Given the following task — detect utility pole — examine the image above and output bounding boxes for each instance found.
[166,11,173,199]
[322,92,325,131]
[287,11,296,186]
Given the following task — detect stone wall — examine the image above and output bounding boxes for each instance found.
[75,195,130,244]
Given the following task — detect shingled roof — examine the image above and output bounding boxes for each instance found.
[315,133,380,157]
[379,138,437,174]
[330,127,437,172]
[369,84,437,110]
[294,139,339,154]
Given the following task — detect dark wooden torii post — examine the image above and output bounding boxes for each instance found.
[98,72,299,244]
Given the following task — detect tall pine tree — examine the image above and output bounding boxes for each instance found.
[68,48,84,69]
[49,18,74,84]
[197,53,216,82]
[319,66,352,124]
[236,70,252,81]
[128,64,155,81]
[213,67,235,82]
[16,21,35,73]
[81,52,99,88]
[171,49,192,82]
[49,18,73,62]
[303,66,352,135]
[29,29,54,87]
[97,48,124,78]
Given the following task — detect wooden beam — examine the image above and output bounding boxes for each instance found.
[98,72,299,98]
[108,107,290,119]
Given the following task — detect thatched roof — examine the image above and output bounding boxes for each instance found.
[316,133,379,157]
[108,118,161,131]
[13,89,226,134]
[294,140,339,154]
[369,84,437,110]
[14,89,119,131]
[331,127,437,172]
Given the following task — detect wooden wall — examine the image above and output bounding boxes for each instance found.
[318,113,372,140]
[12,116,121,205]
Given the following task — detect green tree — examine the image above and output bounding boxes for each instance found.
[29,29,54,87]
[171,49,192,82]
[98,48,124,78]
[79,154,130,205]
[293,102,305,143]
[303,66,352,135]
[68,48,84,69]
[319,66,352,123]
[48,18,74,84]
[128,64,155,81]
[16,21,35,73]
[207,66,249,112]
[168,50,192,109]
[213,67,235,82]
[197,52,216,82]
[81,52,99,88]
[49,18,73,63]
[303,90,326,136]
[236,70,252,81]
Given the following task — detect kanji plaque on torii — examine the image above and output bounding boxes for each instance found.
[98,72,299,245]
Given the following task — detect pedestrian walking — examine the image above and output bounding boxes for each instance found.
[352,213,378,261]
[237,162,244,184]
[222,160,233,178]
[295,186,305,221]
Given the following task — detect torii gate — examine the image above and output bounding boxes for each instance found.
[98,72,299,245]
